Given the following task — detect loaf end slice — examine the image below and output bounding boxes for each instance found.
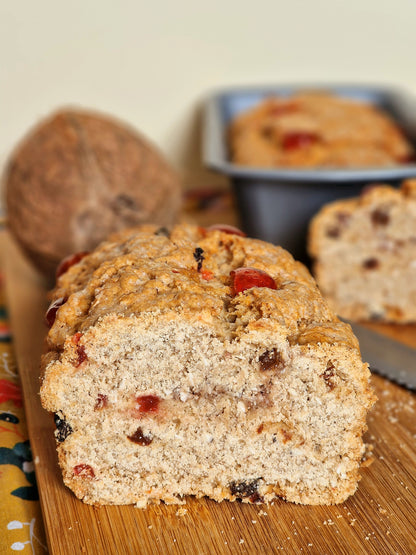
[309,179,416,322]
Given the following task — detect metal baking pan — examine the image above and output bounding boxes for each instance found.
[203,84,416,261]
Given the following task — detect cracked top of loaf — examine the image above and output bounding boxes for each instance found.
[45,223,360,357]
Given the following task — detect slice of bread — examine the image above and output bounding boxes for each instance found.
[309,179,416,322]
[40,224,375,507]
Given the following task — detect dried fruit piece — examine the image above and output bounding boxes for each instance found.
[73,464,95,478]
[45,297,67,328]
[72,332,88,367]
[230,268,277,295]
[54,413,73,442]
[56,251,89,278]
[193,247,205,272]
[249,492,265,503]
[200,269,214,281]
[336,212,351,224]
[259,348,284,372]
[362,258,380,270]
[282,131,319,150]
[400,153,416,164]
[229,479,260,498]
[206,224,246,237]
[136,395,160,414]
[326,212,351,239]
[321,361,336,390]
[326,226,340,238]
[280,427,293,443]
[128,427,153,445]
[94,394,108,410]
[76,346,87,366]
[371,208,390,226]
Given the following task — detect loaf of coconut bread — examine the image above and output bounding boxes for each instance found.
[229,91,414,168]
[40,224,375,507]
[309,179,416,322]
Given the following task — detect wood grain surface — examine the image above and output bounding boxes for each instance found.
[3,230,416,555]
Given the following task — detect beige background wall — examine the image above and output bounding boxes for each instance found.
[1,0,416,191]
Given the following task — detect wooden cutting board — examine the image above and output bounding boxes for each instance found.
[3,231,416,555]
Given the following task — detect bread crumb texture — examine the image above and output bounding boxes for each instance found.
[40,224,376,507]
[309,179,416,322]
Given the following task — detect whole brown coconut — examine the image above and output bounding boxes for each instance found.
[5,109,182,276]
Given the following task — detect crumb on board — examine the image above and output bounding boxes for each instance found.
[361,443,374,468]
[361,455,375,468]
[175,508,188,517]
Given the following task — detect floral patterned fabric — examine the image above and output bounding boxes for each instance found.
[0,273,47,553]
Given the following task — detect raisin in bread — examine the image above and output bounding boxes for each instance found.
[229,91,413,168]
[309,179,416,322]
[40,224,375,507]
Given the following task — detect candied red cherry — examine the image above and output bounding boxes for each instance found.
[230,268,277,295]
[73,464,95,478]
[72,332,82,344]
[136,395,160,414]
[45,297,67,328]
[56,251,89,279]
[200,269,214,281]
[206,224,246,237]
[282,131,319,150]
